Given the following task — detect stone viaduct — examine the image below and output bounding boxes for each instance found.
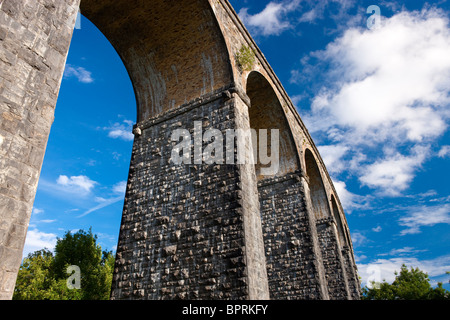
[0,0,360,300]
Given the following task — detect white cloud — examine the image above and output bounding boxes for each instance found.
[63,64,94,83]
[105,120,134,141]
[309,9,450,144]
[438,145,450,158]
[299,8,450,195]
[32,207,44,215]
[77,181,127,218]
[298,8,320,23]
[350,231,368,247]
[94,196,108,203]
[39,219,56,224]
[333,180,357,210]
[77,196,123,218]
[113,181,127,195]
[372,226,382,232]
[238,0,301,36]
[382,247,427,257]
[398,203,450,235]
[318,144,349,174]
[359,146,429,196]
[57,175,97,194]
[108,129,134,141]
[332,179,371,212]
[358,254,450,287]
[22,229,57,258]
[354,254,367,262]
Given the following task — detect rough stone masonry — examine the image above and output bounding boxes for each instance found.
[0,0,360,300]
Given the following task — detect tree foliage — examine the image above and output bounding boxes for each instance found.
[362,264,450,300]
[13,228,114,300]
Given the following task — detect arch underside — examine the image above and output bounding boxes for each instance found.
[81,0,233,123]
[246,71,299,181]
[245,72,327,298]
[305,149,331,221]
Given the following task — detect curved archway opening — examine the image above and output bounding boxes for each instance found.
[305,149,331,220]
[80,0,233,122]
[25,0,235,261]
[24,14,136,259]
[331,195,347,247]
[246,71,299,180]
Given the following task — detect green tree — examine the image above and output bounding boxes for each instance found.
[13,249,81,300]
[13,228,114,300]
[362,264,450,300]
[52,228,113,300]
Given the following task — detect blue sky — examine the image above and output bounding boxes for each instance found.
[25,0,450,290]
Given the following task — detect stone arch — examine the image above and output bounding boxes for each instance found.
[246,71,299,180]
[0,0,361,300]
[304,149,331,220]
[80,0,234,122]
[331,195,347,247]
